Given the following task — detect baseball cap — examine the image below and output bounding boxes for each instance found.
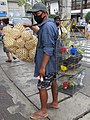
[28,3,47,13]
[54,16,61,21]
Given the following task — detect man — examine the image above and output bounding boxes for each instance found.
[54,16,67,37]
[24,3,59,119]
[54,16,61,36]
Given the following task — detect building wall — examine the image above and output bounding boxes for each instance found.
[71,0,90,18]
[0,0,8,17]
[50,2,58,14]
[71,0,90,10]
[0,0,25,18]
[8,2,25,17]
[44,0,90,26]
[46,0,71,19]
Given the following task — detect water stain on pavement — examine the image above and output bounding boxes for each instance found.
[0,85,29,120]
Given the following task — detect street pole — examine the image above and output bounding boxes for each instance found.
[58,0,62,17]
[62,0,71,38]
[81,0,83,19]
[31,0,36,24]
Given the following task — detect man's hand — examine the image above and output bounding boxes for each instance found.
[23,23,31,28]
[39,66,45,79]
[23,23,39,33]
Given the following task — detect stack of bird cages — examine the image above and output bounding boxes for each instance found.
[56,29,86,96]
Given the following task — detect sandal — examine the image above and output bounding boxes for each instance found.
[6,59,12,62]
[47,103,59,109]
[30,112,48,120]
[13,56,17,60]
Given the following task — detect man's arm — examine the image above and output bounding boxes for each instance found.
[39,53,50,78]
[23,23,39,33]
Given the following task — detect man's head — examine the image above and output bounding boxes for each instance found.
[29,3,48,24]
[54,16,61,26]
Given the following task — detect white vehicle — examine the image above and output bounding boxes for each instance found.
[9,17,32,26]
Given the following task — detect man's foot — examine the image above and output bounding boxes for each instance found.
[6,59,12,62]
[47,103,59,109]
[30,111,48,120]
[13,56,17,60]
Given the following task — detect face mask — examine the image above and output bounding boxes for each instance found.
[34,13,44,24]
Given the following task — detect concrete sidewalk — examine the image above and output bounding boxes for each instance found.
[0,42,90,120]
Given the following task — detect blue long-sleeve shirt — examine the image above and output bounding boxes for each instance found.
[34,18,59,77]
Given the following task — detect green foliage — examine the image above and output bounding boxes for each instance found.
[16,0,45,7]
[41,0,45,4]
[25,3,32,13]
[48,14,56,18]
[85,12,90,23]
[16,0,26,6]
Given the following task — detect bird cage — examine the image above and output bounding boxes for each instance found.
[56,19,86,96]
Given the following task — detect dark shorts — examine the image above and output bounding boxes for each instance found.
[37,73,56,89]
[2,41,10,53]
[3,47,10,53]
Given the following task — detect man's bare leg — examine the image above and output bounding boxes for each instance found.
[39,88,48,113]
[10,51,16,60]
[6,52,11,59]
[47,80,58,108]
[30,88,48,119]
[6,52,12,62]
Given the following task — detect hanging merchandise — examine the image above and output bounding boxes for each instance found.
[56,15,86,96]
[3,24,38,62]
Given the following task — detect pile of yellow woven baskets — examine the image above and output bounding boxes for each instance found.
[3,24,37,62]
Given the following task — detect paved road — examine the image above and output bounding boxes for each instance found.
[81,40,90,63]
[0,41,90,120]
[71,33,90,64]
